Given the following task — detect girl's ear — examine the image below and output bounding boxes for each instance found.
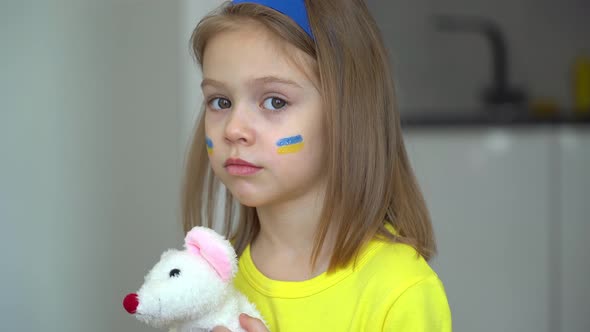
[184,227,236,282]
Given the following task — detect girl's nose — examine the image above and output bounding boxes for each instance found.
[123,293,139,314]
[224,106,255,146]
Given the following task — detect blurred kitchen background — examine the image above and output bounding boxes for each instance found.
[0,0,588,331]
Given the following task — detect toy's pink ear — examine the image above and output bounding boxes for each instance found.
[184,227,233,282]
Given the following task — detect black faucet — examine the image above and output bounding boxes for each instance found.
[434,15,527,109]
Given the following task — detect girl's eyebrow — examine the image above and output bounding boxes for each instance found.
[250,76,303,89]
[200,76,303,90]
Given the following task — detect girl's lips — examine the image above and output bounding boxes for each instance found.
[225,165,262,176]
[224,158,259,168]
[224,158,262,176]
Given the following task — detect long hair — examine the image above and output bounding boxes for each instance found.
[183,0,436,272]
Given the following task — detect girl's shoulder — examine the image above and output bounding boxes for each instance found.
[355,229,441,291]
[351,235,449,318]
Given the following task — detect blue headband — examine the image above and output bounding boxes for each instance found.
[231,0,314,39]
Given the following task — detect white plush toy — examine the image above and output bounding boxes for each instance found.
[122,226,265,332]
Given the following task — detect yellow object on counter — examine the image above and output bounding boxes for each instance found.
[573,55,590,113]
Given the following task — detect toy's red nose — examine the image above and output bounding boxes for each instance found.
[123,293,139,314]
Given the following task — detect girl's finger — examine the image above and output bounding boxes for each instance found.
[212,326,232,332]
[239,314,269,332]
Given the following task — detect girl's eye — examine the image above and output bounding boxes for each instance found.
[262,97,287,111]
[209,97,232,110]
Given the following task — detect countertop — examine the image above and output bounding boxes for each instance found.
[400,109,590,128]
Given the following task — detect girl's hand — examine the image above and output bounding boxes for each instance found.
[212,313,269,332]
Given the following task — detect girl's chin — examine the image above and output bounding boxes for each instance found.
[237,200,258,208]
[227,189,267,207]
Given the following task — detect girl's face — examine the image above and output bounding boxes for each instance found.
[201,24,325,208]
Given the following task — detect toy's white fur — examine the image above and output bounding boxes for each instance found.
[127,227,264,332]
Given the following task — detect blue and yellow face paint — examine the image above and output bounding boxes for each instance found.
[205,137,214,155]
[276,135,304,155]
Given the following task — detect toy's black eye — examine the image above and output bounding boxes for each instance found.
[169,268,181,278]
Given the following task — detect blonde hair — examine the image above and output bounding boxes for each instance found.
[183,0,436,271]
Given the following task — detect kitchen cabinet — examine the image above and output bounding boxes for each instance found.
[403,126,589,332]
[558,128,590,332]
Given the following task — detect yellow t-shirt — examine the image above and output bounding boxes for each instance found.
[234,236,452,331]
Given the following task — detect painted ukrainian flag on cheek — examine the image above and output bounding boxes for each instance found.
[276,135,304,154]
[206,137,214,155]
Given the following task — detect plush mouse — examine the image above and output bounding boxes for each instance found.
[122,226,265,332]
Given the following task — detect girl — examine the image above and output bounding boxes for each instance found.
[182,0,452,331]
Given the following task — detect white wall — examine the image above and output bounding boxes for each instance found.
[367,0,590,113]
[0,1,219,331]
